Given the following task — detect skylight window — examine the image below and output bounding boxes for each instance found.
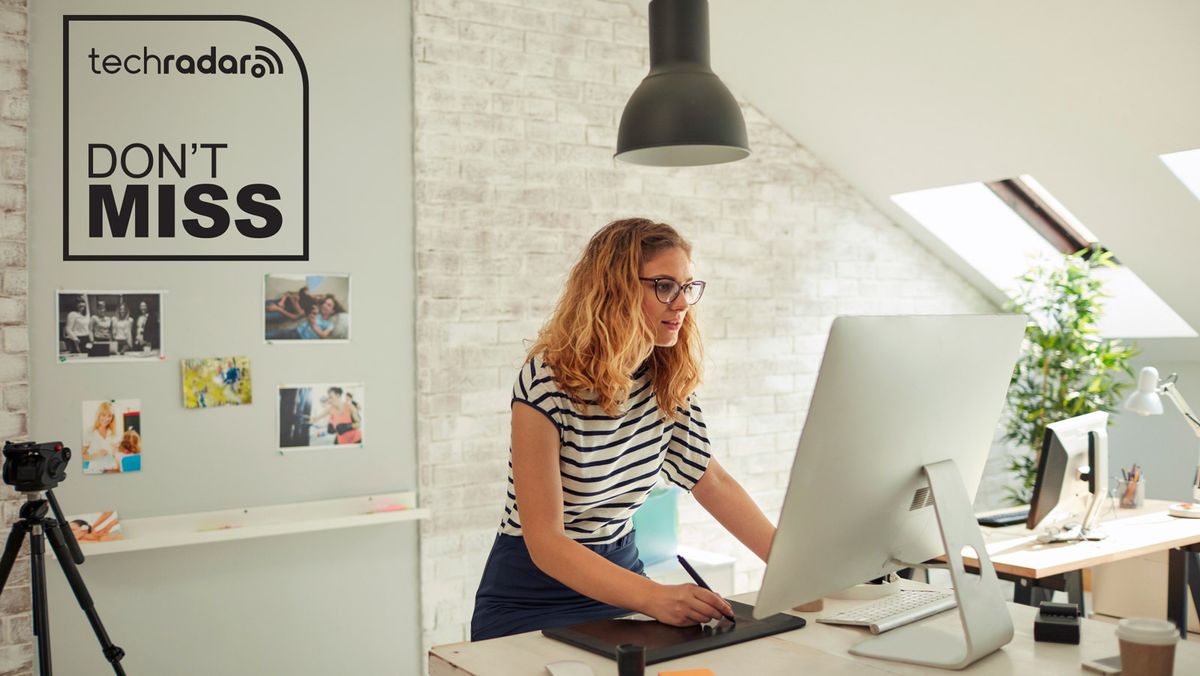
[1014,175,1100,244]
[1161,148,1200,201]
[891,182,1057,294]
[892,179,1196,339]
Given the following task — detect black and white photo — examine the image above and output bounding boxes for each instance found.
[57,291,164,362]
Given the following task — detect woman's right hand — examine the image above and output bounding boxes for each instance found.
[642,583,733,626]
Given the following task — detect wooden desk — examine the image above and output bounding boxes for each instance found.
[965,500,1200,636]
[429,581,1200,675]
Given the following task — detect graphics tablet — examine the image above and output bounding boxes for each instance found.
[541,600,805,664]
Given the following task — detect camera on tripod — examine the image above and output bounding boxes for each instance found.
[2,441,70,493]
[0,440,126,675]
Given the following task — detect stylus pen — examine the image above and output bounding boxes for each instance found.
[677,554,736,624]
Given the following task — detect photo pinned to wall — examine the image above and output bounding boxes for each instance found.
[80,399,142,474]
[57,291,164,362]
[66,511,124,542]
[181,356,252,409]
[263,273,351,343]
[278,383,364,452]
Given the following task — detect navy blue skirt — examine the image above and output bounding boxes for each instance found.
[471,531,646,641]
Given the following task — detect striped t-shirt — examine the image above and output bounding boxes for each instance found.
[499,356,712,545]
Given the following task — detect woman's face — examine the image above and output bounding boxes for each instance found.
[639,247,693,348]
[320,298,335,318]
[99,410,113,426]
[139,302,148,313]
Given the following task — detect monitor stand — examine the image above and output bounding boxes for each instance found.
[1036,523,1108,543]
[848,459,1014,670]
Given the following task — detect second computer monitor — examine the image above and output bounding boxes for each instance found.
[1026,411,1109,537]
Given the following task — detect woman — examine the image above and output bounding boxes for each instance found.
[81,401,120,473]
[267,296,343,341]
[133,301,156,352]
[298,296,341,340]
[310,387,362,445]
[69,512,122,542]
[268,295,342,340]
[90,300,113,342]
[471,218,777,641]
[112,304,133,354]
[62,296,92,353]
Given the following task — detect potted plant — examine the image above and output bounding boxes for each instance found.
[1002,250,1139,505]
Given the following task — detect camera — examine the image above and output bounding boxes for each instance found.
[2,441,71,493]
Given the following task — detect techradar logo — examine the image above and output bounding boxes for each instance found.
[64,15,309,261]
[87,44,285,78]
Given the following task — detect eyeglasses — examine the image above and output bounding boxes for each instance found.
[639,277,706,305]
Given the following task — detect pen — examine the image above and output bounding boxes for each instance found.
[677,554,736,624]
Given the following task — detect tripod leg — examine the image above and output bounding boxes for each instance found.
[44,522,125,676]
[0,522,28,598]
[29,526,51,676]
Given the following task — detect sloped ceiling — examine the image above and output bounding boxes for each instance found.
[630,1,1200,360]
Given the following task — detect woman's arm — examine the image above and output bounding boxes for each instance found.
[309,315,334,339]
[91,513,119,537]
[691,458,777,563]
[512,404,731,626]
[268,294,304,320]
[81,441,109,461]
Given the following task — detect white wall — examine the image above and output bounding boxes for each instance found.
[28,1,420,673]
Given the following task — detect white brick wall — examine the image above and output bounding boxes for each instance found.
[0,1,29,674]
[413,0,1003,660]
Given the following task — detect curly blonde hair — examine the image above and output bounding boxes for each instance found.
[527,218,703,417]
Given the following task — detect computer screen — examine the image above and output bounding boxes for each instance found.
[753,314,1027,668]
[1025,411,1109,537]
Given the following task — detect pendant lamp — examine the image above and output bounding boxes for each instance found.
[615,0,749,167]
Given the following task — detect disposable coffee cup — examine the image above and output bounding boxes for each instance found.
[1116,618,1177,676]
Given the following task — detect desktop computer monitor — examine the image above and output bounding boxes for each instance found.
[1025,411,1109,540]
[753,314,1027,669]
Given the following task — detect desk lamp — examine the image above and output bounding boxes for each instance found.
[1123,366,1200,518]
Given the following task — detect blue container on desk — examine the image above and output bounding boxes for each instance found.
[633,486,679,565]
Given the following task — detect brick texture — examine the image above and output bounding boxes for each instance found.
[0,1,27,673]
[413,0,1000,660]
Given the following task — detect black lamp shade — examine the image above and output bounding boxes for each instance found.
[615,0,749,167]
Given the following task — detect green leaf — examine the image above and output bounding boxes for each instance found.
[1001,251,1139,501]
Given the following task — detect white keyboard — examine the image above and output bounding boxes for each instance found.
[816,589,957,634]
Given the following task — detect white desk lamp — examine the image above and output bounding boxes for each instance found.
[1123,366,1200,518]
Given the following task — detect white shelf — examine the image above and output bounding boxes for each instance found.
[70,491,429,557]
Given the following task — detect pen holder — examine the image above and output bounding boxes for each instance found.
[1116,478,1145,509]
[616,644,645,676]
